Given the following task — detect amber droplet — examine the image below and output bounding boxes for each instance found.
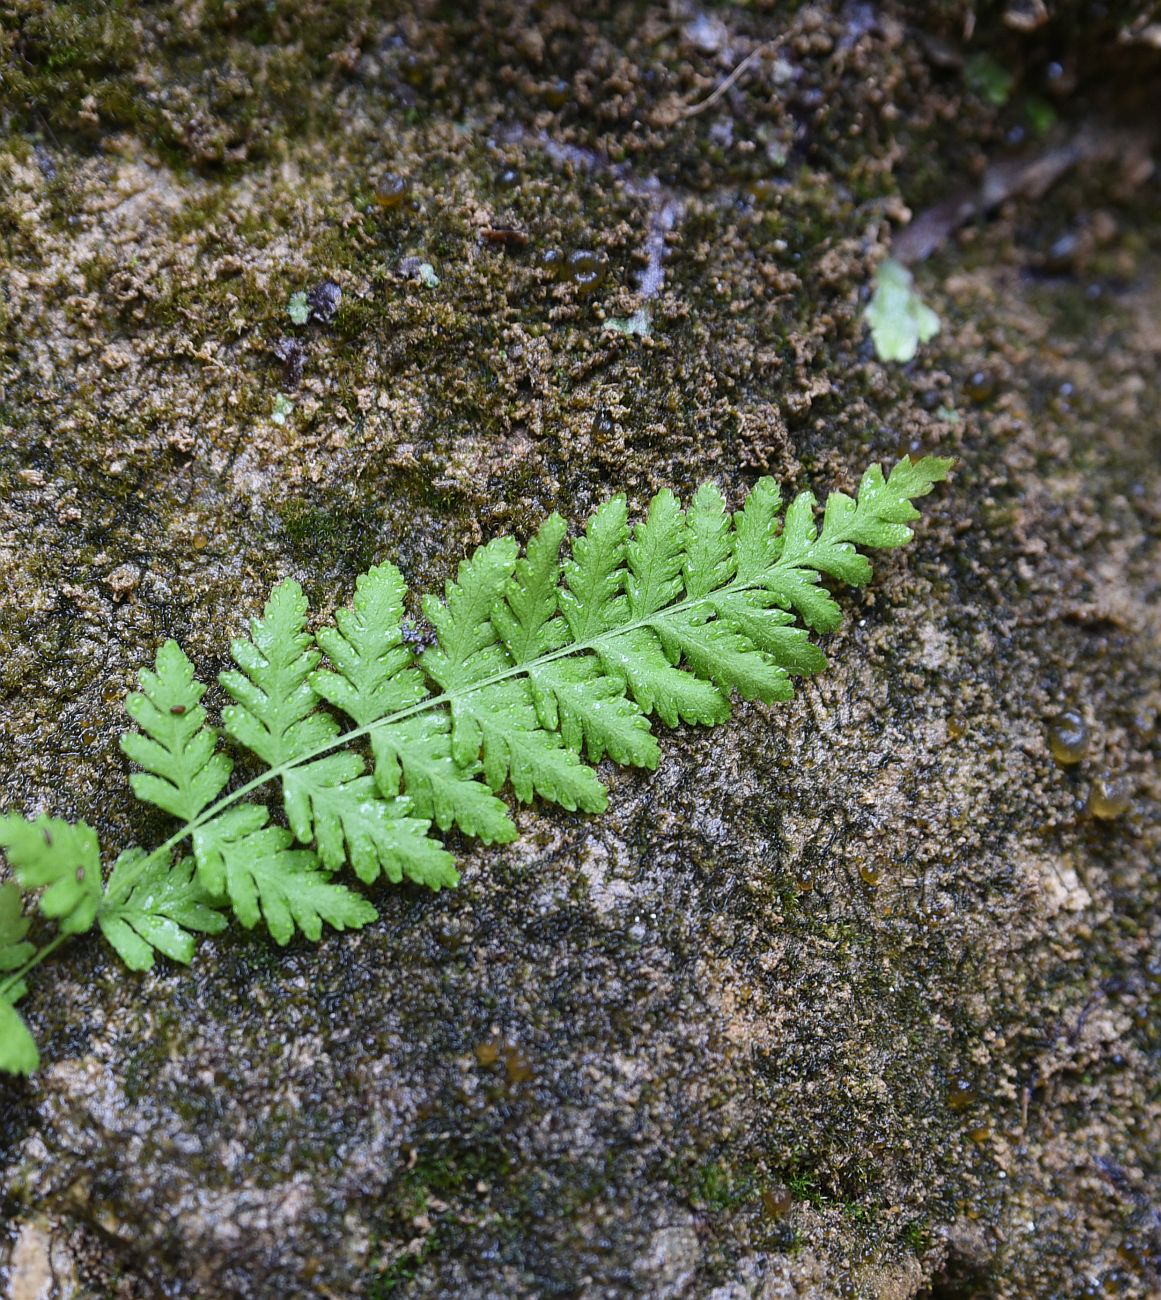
[192,533,208,551]
[538,247,564,277]
[566,248,608,293]
[858,863,882,888]
[794,869,814,894]
[947,716,967,740]
[1088,773,1131,820]
[373,174,411,210]
[967,1125,990,1145]
[1047,708,1088,765]
[543,77,571,110]
[946,1078,976,1111]
[963,370,995,403]
[503,1044,534,1084]
[592,408,615,439]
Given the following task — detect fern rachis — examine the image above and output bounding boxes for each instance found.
[0,457,952,1074]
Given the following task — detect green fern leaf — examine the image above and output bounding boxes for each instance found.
[560,494,629,640]
[529,658,658,767]
[650,607,794,704]
[627,488,687,617]
[422,537,518,690]
[310,562,428,726]
[684,482,735,599]
[707,590,828,676]
[732,476,783,582]
[372,713,516,844]
[451,680,607,811]
[98,849,227,971]
[599,628,729,728]
[0,815,102,935]
[492,513,570,663]
[120,640,232,821]
[309,565,507,846]
[282,751,458,888]
[0,996,38,1076]
[220,580,338,765]
[194,807,374,944]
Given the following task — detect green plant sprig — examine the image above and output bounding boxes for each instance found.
[0,457,952,1074]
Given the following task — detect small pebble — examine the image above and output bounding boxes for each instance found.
[307,279,341,324]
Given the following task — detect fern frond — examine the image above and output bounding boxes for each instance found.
[310,563,428,726]
[559,494,629,639]
[371,713,516,844]
[283,753,458,888]
[422,537,518,690]
[120,641,232,821]
[1,455,953,1074]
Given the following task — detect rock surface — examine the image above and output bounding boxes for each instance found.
[1,2,1159,1296]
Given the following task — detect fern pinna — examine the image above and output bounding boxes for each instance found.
[0,458,951,1073]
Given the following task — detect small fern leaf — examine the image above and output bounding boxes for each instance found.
[120,640,232,821]
[422,537,518,691]
[282,752,458,888]
[838,456,954,549]
[708,591,828,676]
[310,562,428,725]
[599,630,729,729]
[98,849,227,971]
[198,811,374,944]
[0,815,102,935]
[529,659,658,767]
[0,997,38,1076]
[560,494,629,640]
[452,680,607,811]
[684,482,735,599]
[732,476,783,583]
[220,580,338,766]
[650,609,794,704]
[492,513,569,663]
[372,712,516,845]
[192,804,269,897]
[627,488,687,617]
